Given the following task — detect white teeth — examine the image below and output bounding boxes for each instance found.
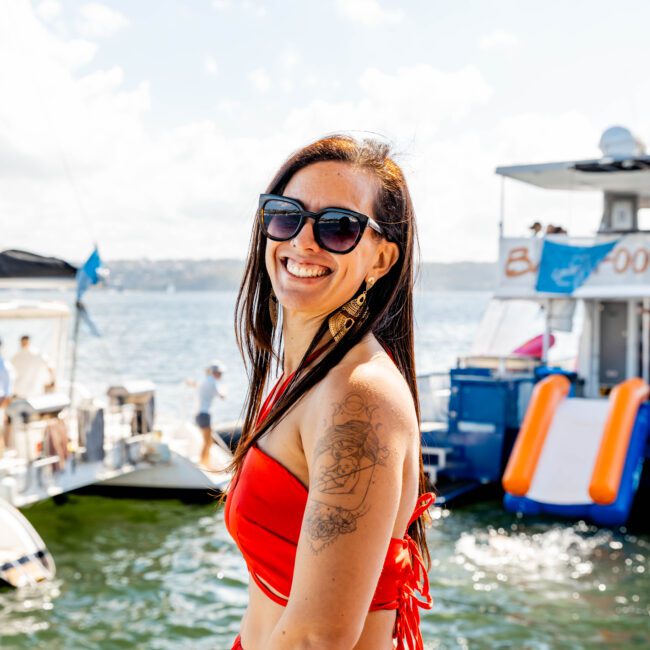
[285,258,330,278]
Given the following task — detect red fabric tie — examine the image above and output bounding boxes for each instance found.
[393,493,435,650]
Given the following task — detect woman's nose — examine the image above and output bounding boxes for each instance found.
[291,217,319,251]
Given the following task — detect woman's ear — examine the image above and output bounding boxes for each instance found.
[368,240,400,282]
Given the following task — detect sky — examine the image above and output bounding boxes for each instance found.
[1,0,650,263]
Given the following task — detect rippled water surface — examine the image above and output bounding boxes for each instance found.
[1,291,648,649]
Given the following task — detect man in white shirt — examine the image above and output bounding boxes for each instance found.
[195,361,226,469]
[11,335,55,398]
[0,337,15,456]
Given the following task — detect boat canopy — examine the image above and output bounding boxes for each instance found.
[496,157,650,201]
[0,249,77,289]
[0,300,70,389]
[0,300,70,320]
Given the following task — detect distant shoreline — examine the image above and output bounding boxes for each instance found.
[105,259,497,292]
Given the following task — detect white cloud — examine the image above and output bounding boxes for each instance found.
[0,1,613,264]
[280,46,300,70]
[35,0,62,21]
[203,54,218,77]
[303,74,319,88]
[479,29,520,52]
[242,0,267,17]
[336,0,403,26]
[282,64,492,141]
[213,0,266,16]
[249,67,271,93]
[55,38,98,69]
[76,2,128,40]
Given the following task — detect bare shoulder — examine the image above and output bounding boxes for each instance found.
[298,350,418,553]
[307,350,419,446]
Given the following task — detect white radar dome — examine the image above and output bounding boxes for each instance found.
[599,125,646,158]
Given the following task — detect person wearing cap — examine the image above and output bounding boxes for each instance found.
[0,338,15,456]
[195,361,227,469]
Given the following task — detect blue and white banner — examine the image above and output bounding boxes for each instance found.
[535,239,620,294]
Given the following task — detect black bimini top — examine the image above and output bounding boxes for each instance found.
[0,249,77,279]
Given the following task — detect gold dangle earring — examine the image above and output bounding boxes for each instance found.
[269,290,279,327]
[328,277,375,343]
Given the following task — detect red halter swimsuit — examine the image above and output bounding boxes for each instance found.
[226,353,434,650]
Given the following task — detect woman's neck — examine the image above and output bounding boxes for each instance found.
[281,310,331,376]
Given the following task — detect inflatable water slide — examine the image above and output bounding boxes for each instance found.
[503,376,650,526]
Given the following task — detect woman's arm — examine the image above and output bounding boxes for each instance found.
[265,364,417,650]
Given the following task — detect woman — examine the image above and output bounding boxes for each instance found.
[224,135,434,650]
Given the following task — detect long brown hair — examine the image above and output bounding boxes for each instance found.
[228,134,430,567]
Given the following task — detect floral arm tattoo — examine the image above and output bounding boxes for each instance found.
[305,392,390,553]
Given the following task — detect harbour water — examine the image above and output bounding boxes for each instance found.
[1,291,648,649]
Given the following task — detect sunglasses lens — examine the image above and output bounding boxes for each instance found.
[263,199,302,240]
[318,211,361,252]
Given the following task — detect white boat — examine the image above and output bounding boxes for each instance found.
[0,250,232,585]
[419,125,650,527]
[0,498,55,588]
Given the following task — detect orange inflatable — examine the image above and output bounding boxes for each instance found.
[502,374,571,496]
[589,378,649,505]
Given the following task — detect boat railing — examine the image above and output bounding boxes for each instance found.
[458,354,542,375]
[417,371,451,423]
[0,386,159,505]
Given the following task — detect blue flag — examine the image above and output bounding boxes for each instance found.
[78,302,102,337]
[536,239,619,294]
[76,247,103,301]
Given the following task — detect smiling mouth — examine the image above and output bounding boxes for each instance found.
[282,257,332,279]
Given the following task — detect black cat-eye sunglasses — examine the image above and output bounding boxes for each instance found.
[259,193,385,255]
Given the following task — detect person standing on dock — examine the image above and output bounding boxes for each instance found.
[195,361,226,470]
